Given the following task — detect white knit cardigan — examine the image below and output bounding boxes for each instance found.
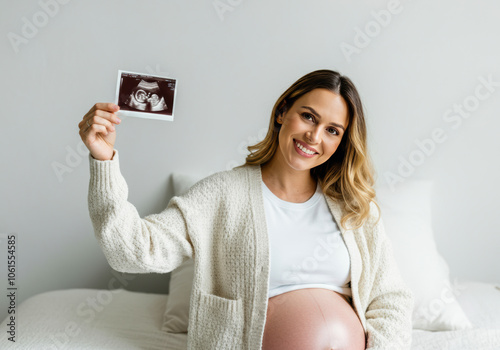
[88,149,414,350]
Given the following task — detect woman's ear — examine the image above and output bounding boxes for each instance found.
[277,100,287,124]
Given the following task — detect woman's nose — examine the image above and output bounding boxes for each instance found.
[307,127,321,143]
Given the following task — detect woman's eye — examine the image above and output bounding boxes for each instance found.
[301,112,314,121]
[302,112,339,136]
[327,127,339,135]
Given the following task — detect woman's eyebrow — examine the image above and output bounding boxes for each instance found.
[300,106,345,131]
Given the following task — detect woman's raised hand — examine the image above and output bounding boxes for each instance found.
[78,103,122,161]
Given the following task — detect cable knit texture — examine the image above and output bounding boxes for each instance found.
[88,149,414,350]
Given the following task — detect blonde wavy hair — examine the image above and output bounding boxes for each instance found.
[236,69,380,230]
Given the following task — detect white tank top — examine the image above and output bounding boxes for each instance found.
[262,179,352,300]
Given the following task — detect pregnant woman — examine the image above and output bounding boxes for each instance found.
[78,69,414,349]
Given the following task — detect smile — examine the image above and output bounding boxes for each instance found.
[294,139,318,157]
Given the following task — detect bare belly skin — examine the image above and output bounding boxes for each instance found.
[262,288,366,350]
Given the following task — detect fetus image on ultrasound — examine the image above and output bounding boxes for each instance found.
[125,80,168,112]
[116,70,177,121]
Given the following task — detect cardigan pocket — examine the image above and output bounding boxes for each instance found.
[189,290,244,349]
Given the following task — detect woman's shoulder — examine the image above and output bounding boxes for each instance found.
[181,164,254,199]
[346,200,383,238]
[200,163,252,185]
[367,200,382,225]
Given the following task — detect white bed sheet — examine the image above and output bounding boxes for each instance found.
[0,279,499,349]
[0,288,187,350]
[411,279,500,350]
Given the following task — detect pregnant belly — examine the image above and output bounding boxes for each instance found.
[262,288,366,350]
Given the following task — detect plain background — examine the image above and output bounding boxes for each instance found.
[1,0,499,323]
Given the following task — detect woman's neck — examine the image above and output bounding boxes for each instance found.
[260,158,317,203]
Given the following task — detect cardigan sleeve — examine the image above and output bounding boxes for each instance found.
[364,206,415,350]
[87,149,194,274]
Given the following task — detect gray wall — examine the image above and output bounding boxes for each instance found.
[1,0,499,322]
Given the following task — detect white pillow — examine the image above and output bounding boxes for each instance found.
[161,173,202,333]
[161,257,194,333]
[374,179,473,331]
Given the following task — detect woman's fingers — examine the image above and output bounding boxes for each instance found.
[86,115,116,133]
[79,121,108,139]
[79,107,121,131]
[77,102,118,161]
[79,102,119,125]
[93,102,119,114]
[88,123,109,137]
[95,109,121,125]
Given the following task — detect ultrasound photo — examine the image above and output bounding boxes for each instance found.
[115,70,177,121]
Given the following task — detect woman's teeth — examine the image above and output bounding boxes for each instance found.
[295,140,316,155]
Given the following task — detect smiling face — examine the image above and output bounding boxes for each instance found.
[275,88,349,172]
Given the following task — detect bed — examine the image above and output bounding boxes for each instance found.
[0,279,499,349]
[2,176,499,349]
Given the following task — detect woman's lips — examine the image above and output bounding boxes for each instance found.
[294,139,318,153]
[293,139,317,158]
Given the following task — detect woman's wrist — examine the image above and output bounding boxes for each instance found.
[91,149,116,161]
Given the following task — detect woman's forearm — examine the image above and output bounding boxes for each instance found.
[87,149,194,274]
